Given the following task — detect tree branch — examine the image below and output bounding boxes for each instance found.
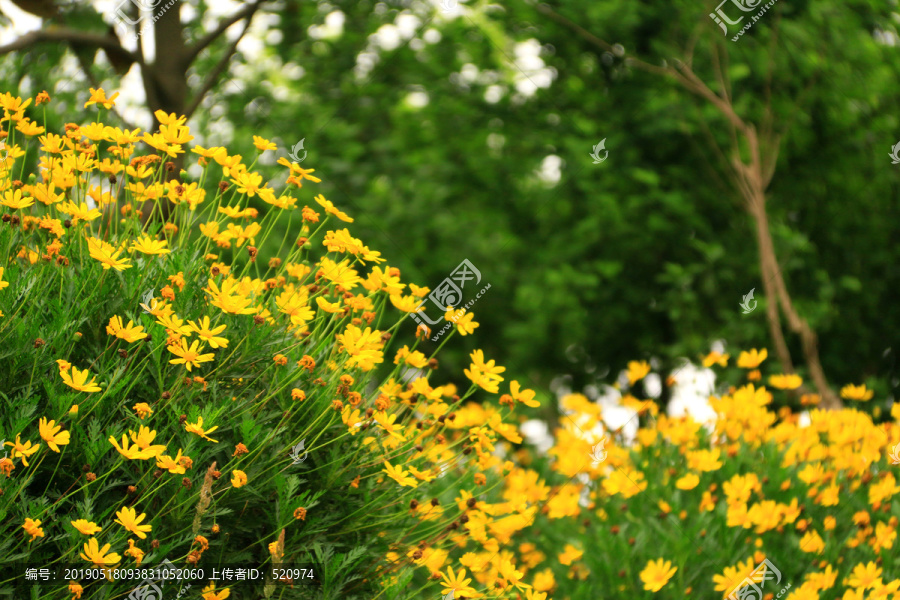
[183,8,260,120]
[183,0,267,67]
[0,27,138,62]
[535,1,843,409]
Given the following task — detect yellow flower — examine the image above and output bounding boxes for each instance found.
[80,537,121,566]
[314,194,353,222]
[23,517,44,542]
[737,348,768,368]
[71,519,102,536]
[129,425,167,458]
[114,506,152,539]
[510,380,540,407]
[0,267,9,290]
[389,294,421,313]
[185,416,219,443]
[445,307,480,335]
[497,559,531,592]
[252,135,276,151]
[156,449,187,474]
[686,448,723,472]
[109,434,155,460]
[334,324,385,371]
[602,468,647,498]
[393,345,428,369]
[187,316,229,349]
[5,434,40,466]
[800,529,825,553]
[439,567,478,597]
[39,417,70,452]
[845,561,882,590]
[205,278,257,315]
[106,315,148,343]
[702,351,729,368]
[86,236,131,271]
[84,87,119,109]
[639,558,677,592]
[315,296,344,314]
[124,539,145,565]
[382,461,418,487]
[57,201,102,224]
[133,403,154,420]
[60,365,101,392]
[675,473,700,490]
[712,558,755,595]
[626,360,651,385]
[558,544,583,566]
[769,373,802,390]
[1,189,34,209]
[68,582,84,599]
[168,338,215,372]
[841,384,874,401]
[463,349,505,394]
[201,582,231,600]
[231,470,248,488]
[129,235,170,255]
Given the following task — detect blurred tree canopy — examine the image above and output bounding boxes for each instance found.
[2,0,899,409]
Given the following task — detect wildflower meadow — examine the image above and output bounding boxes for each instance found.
[1,0,900,599]
[0,86,899,600]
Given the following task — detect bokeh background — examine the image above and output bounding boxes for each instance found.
[2,0,899,417]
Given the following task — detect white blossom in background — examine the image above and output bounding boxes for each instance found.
[512,38,555,97]
[435,0,464,18]
[537,155,562,185]
[423,29,442,44]
[667,362,718,430]
[309,10,345,40]
[405,90,429,108]
[484,85,504,103]
[520,420,554,455]
[594,384,638,446]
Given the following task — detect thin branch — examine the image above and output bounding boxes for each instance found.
[535,3,613,53]
[183,8,260,121]
[536,1,843,409]
[183,0,267,66]
[0,28,137,61]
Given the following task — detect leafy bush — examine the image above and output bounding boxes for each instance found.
[0,90,538,600]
